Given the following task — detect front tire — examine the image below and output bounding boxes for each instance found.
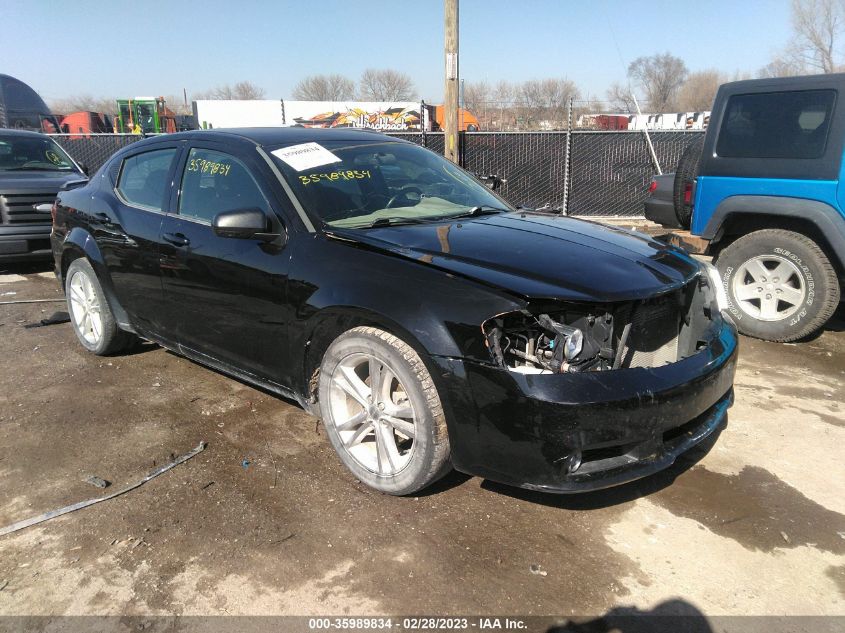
[715,229,840,342]
[318,326,451,495]
[65,258,136,355]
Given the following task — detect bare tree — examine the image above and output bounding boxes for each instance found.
[628,53,688,111]
[49,95,116,115]
[605,82,637,113]
[292,74,356,100]
[462,80,491,129]
[518,78,579,128]
[677,70,725,111]
[193,81,266,100]
[762,0,845,76]
[758,55,807,77]
[358,69,416,101]
[790,0,845,72]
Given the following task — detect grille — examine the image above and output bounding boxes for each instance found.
[624,298,681,368]
[0,192,57,225]
[615,279,709,367]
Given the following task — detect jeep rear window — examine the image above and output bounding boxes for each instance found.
[716,89,836,160]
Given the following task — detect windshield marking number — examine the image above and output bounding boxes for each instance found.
[299,170,371,186]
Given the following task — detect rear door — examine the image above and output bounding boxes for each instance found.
[106,143,181,336]
[158,142,294,383]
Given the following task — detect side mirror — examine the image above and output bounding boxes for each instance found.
[476,174,506,191]
[212,208,279,242]
[78,162,89,176]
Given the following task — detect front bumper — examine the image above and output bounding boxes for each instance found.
[0,224,53,262]
[434,319,738,493]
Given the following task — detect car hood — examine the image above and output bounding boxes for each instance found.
[328,212,702,302]
[0,172,87,193]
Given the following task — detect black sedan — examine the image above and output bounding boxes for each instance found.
[51,128,737,495]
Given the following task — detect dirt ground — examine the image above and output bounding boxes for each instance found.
[0,262,843,626]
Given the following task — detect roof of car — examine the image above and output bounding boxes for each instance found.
[721,72,845,94]
[165,127,407,147]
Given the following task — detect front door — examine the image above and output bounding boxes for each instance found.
[158,144,292,384]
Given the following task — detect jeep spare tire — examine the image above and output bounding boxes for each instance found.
[672,135,705,229]
[715,229,840,342]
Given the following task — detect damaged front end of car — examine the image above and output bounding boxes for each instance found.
[438,267,738,493]
[482,268,722,375]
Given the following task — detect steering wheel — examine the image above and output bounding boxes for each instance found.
[385,187,423,209]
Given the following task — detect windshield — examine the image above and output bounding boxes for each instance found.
[0,135,77,172]
[269,139,512,228]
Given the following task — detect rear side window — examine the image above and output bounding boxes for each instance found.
[178,148,269,223]
[116,148,177,211]
[716,89,836,159]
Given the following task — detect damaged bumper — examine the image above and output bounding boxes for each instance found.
[435,319,738,493]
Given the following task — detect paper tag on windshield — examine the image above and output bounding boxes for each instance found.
[271,142,342,172]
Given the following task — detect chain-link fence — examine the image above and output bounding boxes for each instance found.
[49,130,704,216]
[567,131,703,216]
[50,134,149,173]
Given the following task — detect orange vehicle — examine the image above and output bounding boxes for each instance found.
[432,104,479,131]
[59,111,114,137]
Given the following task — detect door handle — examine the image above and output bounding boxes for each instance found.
[162,232,190,247]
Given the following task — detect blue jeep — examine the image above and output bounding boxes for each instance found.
[648,74,844,342]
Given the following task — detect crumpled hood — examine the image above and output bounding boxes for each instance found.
[328,212,702,302]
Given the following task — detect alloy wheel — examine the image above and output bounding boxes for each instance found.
[732,254,806,321]
[328,353,417,476]
[68,270,103,346]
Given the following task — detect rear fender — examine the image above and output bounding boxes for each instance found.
[702,195,845,270]
[60,227,133,330]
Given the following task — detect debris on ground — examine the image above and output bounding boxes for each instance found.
[84,476,110,489]
[0,580,8,592]
[24,312,71,329]
[0,298,64,305]
[529,564,547,576]
[781,531,790,543]
[0,442,207,538]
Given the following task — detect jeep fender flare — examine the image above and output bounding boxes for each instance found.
[703,195,845,270]
[60,227,133,331]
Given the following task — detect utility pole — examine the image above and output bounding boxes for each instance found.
[444,0,459,163]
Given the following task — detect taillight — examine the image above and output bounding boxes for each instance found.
[683,182,693,205]
[647,180,658,194]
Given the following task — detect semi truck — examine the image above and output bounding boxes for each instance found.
[192,100,479,132]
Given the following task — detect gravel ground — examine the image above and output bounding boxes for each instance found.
[0,263,843,627]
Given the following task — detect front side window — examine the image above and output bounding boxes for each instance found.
[716,89,836,159]
[0,134,77,172]
[178,148,269,223]
[116,148,177,211]
[270,140,510,228]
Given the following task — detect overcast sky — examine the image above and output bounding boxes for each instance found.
[2,0,793,103]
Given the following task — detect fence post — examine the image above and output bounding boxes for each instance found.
[421,99,427,148]
[561,97,573,215]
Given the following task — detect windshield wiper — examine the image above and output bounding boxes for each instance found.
[5,165,70,172]
[448,205,511,219]
[363,217,429,228]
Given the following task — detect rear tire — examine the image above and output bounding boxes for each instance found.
[318,326,451,495]
[672,136,704,229]
[65,258,136,355]
[715,229,840,342]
